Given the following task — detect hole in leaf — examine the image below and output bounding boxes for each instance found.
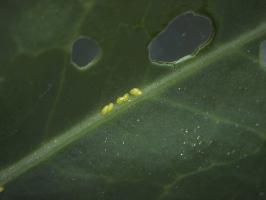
[148,11,214,66]
[71,36,101,70]
[260,40,266,70]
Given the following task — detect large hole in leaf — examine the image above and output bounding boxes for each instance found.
[71,36,101,70]
[260,40,266,70]
[148,11,214,66]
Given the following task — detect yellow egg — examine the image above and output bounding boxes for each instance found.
[101,105,109,115]
[0,186,4,193]
[116,93,129,104]
[101,103,114,115]
[129,88,142,96]
[116,97,124,104]
[107,103,114,112]
[123,93,129,101]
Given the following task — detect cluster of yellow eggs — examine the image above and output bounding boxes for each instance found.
[101,88,142,115]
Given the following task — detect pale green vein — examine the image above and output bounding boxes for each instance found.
[158,146,263,200]
[158,162,231,200]
[153,97,266,140]
[42,57,67,140]
[0,22,265,186]
[52,163,145,185]
[135,0,152,39]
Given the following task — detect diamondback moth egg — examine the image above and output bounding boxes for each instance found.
[107,103,114,112]
[129,88,142,96]
[116,93,129,104]
[101,103,114,115]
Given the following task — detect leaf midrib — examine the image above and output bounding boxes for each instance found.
[0,22,265,185]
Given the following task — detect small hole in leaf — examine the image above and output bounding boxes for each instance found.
[148,11,214,66]
[71,36,101,70]
[260,40,266,70]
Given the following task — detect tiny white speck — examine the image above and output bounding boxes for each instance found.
[255,123,260,127]
[197,125,200,129]
[122,141,125,144]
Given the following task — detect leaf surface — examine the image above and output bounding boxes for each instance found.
[0,0,266,199]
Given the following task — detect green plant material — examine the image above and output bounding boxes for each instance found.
[0,0,266,199]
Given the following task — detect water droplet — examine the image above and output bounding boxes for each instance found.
[0,77,5,83]
[148,11,214,66]
[71,36,101,70]
[71,177,76,181]
[234,123,239,128]
[259,192,265,196]
[181,32,187,37]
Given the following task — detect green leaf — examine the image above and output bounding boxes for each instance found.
[0,0,266,199]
